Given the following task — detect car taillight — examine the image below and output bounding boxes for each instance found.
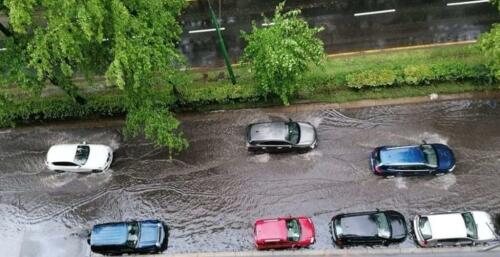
[374,165,383,174]
[423,240,428,246]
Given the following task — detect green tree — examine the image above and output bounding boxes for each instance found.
[0,0,188,154]
[241,2,324,105]
[478,0,500,79]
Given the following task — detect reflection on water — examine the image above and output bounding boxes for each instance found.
[180,0,500,66]
[0,99,499,255]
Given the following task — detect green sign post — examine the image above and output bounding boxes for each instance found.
[208,2,236,85]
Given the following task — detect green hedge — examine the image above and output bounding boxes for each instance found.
[0,93,128,127]
[344,63,493,89]
[1,45,497,127]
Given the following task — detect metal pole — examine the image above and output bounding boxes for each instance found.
[208,1,236,85]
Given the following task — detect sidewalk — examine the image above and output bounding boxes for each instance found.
[118,246,500,257]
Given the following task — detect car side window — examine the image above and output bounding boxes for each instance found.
[52,161,78,166]
[260,141,289,146]
[388,165,406,170]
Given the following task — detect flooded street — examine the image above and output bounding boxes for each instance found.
[1,99,500,256]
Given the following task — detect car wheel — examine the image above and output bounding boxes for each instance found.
[91,169,103,173]
[54,170,65,173]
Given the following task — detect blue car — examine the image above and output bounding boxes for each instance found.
[370,143,455,176]
[89,220,168,255]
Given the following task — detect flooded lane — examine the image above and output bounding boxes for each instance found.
[180,0,500,66]
[0,99,500,256]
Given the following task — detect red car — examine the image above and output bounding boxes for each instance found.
[254,216,315,250]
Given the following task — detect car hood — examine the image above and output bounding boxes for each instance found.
[84,145,111,168]
[433,144,455,170]
[138,222,162,248]
[297,122,316,146]
[386,212,407,240]
[298,217,315,242]
[471,211,497,241]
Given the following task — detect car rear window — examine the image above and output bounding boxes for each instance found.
[419,217,432,240]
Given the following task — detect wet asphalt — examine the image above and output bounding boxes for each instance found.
[0,99,500,257]
[180,0,500,66]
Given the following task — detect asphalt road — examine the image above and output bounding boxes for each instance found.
[180,0,500,66]
[1,98,500,257]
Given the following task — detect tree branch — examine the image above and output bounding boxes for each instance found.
[0,22,12,37]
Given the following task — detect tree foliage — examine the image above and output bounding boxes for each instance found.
[477,0,500,80]
[241,2,324,105]
[0,0,188,154]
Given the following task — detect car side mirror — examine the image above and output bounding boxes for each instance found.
[422,140,427,144]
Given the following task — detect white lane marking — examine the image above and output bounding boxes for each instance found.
[188,28,226,34]
[447,0,490,6]
[354,9,396,17]
[262,22,275,27]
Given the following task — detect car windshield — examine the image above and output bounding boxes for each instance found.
[462,212,478,239]
[126,222,140,248]
[373,213,391,239]
[286,122,300,144]
[421,145,437,167]
[74,145,90,165]
[419,217,432,240]
[286,219,301,242]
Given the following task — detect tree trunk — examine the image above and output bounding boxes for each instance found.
[0,22,12,37]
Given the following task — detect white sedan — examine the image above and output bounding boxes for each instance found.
[46,142,113,173]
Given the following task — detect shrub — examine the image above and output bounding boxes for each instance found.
[346,69,398,89]
[403,64,435,85]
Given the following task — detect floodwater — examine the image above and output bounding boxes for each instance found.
[0,99,500,256]
[180,0,500,66]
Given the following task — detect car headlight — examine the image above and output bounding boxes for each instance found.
[310,237,315,244]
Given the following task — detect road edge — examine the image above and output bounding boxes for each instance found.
[121,245,500,257]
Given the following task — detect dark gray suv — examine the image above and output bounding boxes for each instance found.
[246,120,318,152]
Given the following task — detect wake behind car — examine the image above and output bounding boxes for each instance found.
[413,211,497,247]
[46,142,113,173]
[254,216,315,250]
[89,220,168,255]
[329,210,407,248]
[246,120,317,152]
[370,143,455,176]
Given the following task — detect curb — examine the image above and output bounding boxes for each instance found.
[119,245,500,257]
[179,91,500,121]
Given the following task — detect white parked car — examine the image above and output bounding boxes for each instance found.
[46,142,113,173]
[413,211,497,247]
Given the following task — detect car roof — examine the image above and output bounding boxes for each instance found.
[254,218,287,241]
[91,222,129,246]
[248,122,288,142]
[426,213,467,239]
[47,144,78,163]
[380,145,426,165]
[337,213,379,238]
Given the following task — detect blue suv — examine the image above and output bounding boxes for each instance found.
[370,143,455,176]
[89,220,167,255]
